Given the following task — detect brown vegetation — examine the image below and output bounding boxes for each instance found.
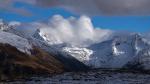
[0,43,64,80]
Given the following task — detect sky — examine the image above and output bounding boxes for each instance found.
[0,0,150,32]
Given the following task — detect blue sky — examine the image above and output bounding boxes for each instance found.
[0,1,150,32]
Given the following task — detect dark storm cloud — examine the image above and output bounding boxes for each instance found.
[1,0,150,16]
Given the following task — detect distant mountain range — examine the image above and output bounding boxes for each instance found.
[0,20,150,80]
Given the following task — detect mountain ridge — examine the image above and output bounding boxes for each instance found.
[1,20,150,81]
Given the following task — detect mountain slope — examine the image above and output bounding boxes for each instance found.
[1,26,89,72]
[90,34,150,69]
[62,33,150,70]
[0,31,32,54]
[0,43,65,80]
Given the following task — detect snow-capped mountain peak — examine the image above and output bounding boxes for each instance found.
[0,19,10,31]
[32,28,63,45]
[62,33,150,69]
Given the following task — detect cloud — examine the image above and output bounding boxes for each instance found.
[29,15,113,46]
[33,0,150,16]
[1,0,150,16]
[15,15,112,46]
[9,21,21,26]
[0,0,34,16]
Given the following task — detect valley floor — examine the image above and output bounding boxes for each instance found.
[2,69,150,84]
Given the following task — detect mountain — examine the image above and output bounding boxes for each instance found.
[0,19,10,31]
[1,20,150,81]
[87,34,148,68]
[31,28,89,71]
[33,28,63,45]
[0,21,88,77]
[27,25,150,70]
[0,22,65,80]
[62,33,150,70]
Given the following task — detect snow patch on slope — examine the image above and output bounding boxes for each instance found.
[62,47,93,65]
[0,31,32,54]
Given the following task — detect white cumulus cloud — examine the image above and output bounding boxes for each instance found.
[27,15,113,46]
